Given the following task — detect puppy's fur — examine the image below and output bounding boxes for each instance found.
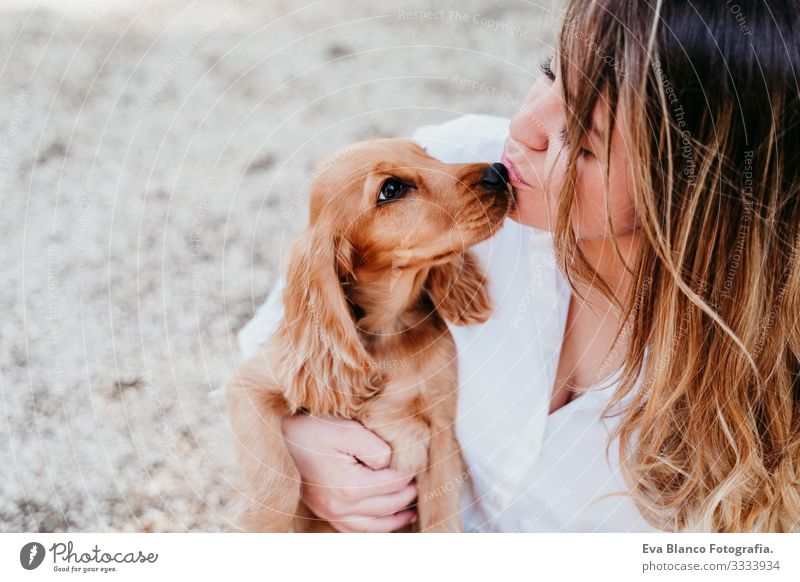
[227,139,511,532]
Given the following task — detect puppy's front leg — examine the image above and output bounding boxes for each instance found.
[226,358,301,532]
[416,425,464,532]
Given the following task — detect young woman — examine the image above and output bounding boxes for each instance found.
[238,0,799,532]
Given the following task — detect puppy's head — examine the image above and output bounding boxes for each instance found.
[281,139,511,414]
[310,139,511,267]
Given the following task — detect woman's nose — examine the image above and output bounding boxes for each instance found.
[509,84,563,152]
[509,102,551,151]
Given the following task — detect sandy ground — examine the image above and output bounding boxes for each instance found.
[0,0,560,532]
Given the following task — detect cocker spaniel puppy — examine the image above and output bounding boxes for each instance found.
[227,139,511,532]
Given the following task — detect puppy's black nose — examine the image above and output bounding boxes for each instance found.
[481,162,509,188]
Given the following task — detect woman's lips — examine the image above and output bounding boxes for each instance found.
[501,152,532,187]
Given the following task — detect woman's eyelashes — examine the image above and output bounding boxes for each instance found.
[559,127,593,158]
[539,56,555,82]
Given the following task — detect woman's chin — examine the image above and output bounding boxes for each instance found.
[508,186,554,231]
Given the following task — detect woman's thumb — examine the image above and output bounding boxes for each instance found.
[345,425,392,470]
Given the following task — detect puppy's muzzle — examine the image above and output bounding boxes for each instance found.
[480,162,510,190]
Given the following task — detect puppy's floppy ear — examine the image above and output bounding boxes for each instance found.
[424,251,493,325]
[280,227,377,415]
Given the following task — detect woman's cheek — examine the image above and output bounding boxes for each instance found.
[601,161,638,236]
[573,160,611,239]
[575,162,639,239]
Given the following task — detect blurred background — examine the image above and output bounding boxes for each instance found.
[0,0,560,531]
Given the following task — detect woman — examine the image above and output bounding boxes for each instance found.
[238,0,799,532]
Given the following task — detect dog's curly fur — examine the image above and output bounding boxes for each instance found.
[227,139,510,532]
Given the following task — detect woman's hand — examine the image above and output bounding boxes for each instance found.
[281,415,418,532]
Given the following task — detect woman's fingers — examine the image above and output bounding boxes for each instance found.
[346,462,416,498]
[338,422,392,470]
[331,509,417,533]
[306,471,417,524]
[348,482,417,517]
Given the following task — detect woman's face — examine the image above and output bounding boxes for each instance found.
[502,58,637,240]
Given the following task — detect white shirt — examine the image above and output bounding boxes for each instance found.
[237,115,660,533]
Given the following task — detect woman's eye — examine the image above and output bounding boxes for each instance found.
[559,126,594,158]
[539,56,555,82]
[377,178,409,204]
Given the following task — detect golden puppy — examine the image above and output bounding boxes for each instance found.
[227,139,511,532]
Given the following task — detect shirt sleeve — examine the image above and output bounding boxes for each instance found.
[235,114,511,360]
[411,114,509,164]
[236,275,286,361]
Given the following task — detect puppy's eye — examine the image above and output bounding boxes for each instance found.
[377,178,410,205]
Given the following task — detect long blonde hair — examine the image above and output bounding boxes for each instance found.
[555,0,800,531]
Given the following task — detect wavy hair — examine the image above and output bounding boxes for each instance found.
[555,0,800,531]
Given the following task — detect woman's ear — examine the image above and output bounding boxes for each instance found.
[279,228,377,415]
[424,251,493,326]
